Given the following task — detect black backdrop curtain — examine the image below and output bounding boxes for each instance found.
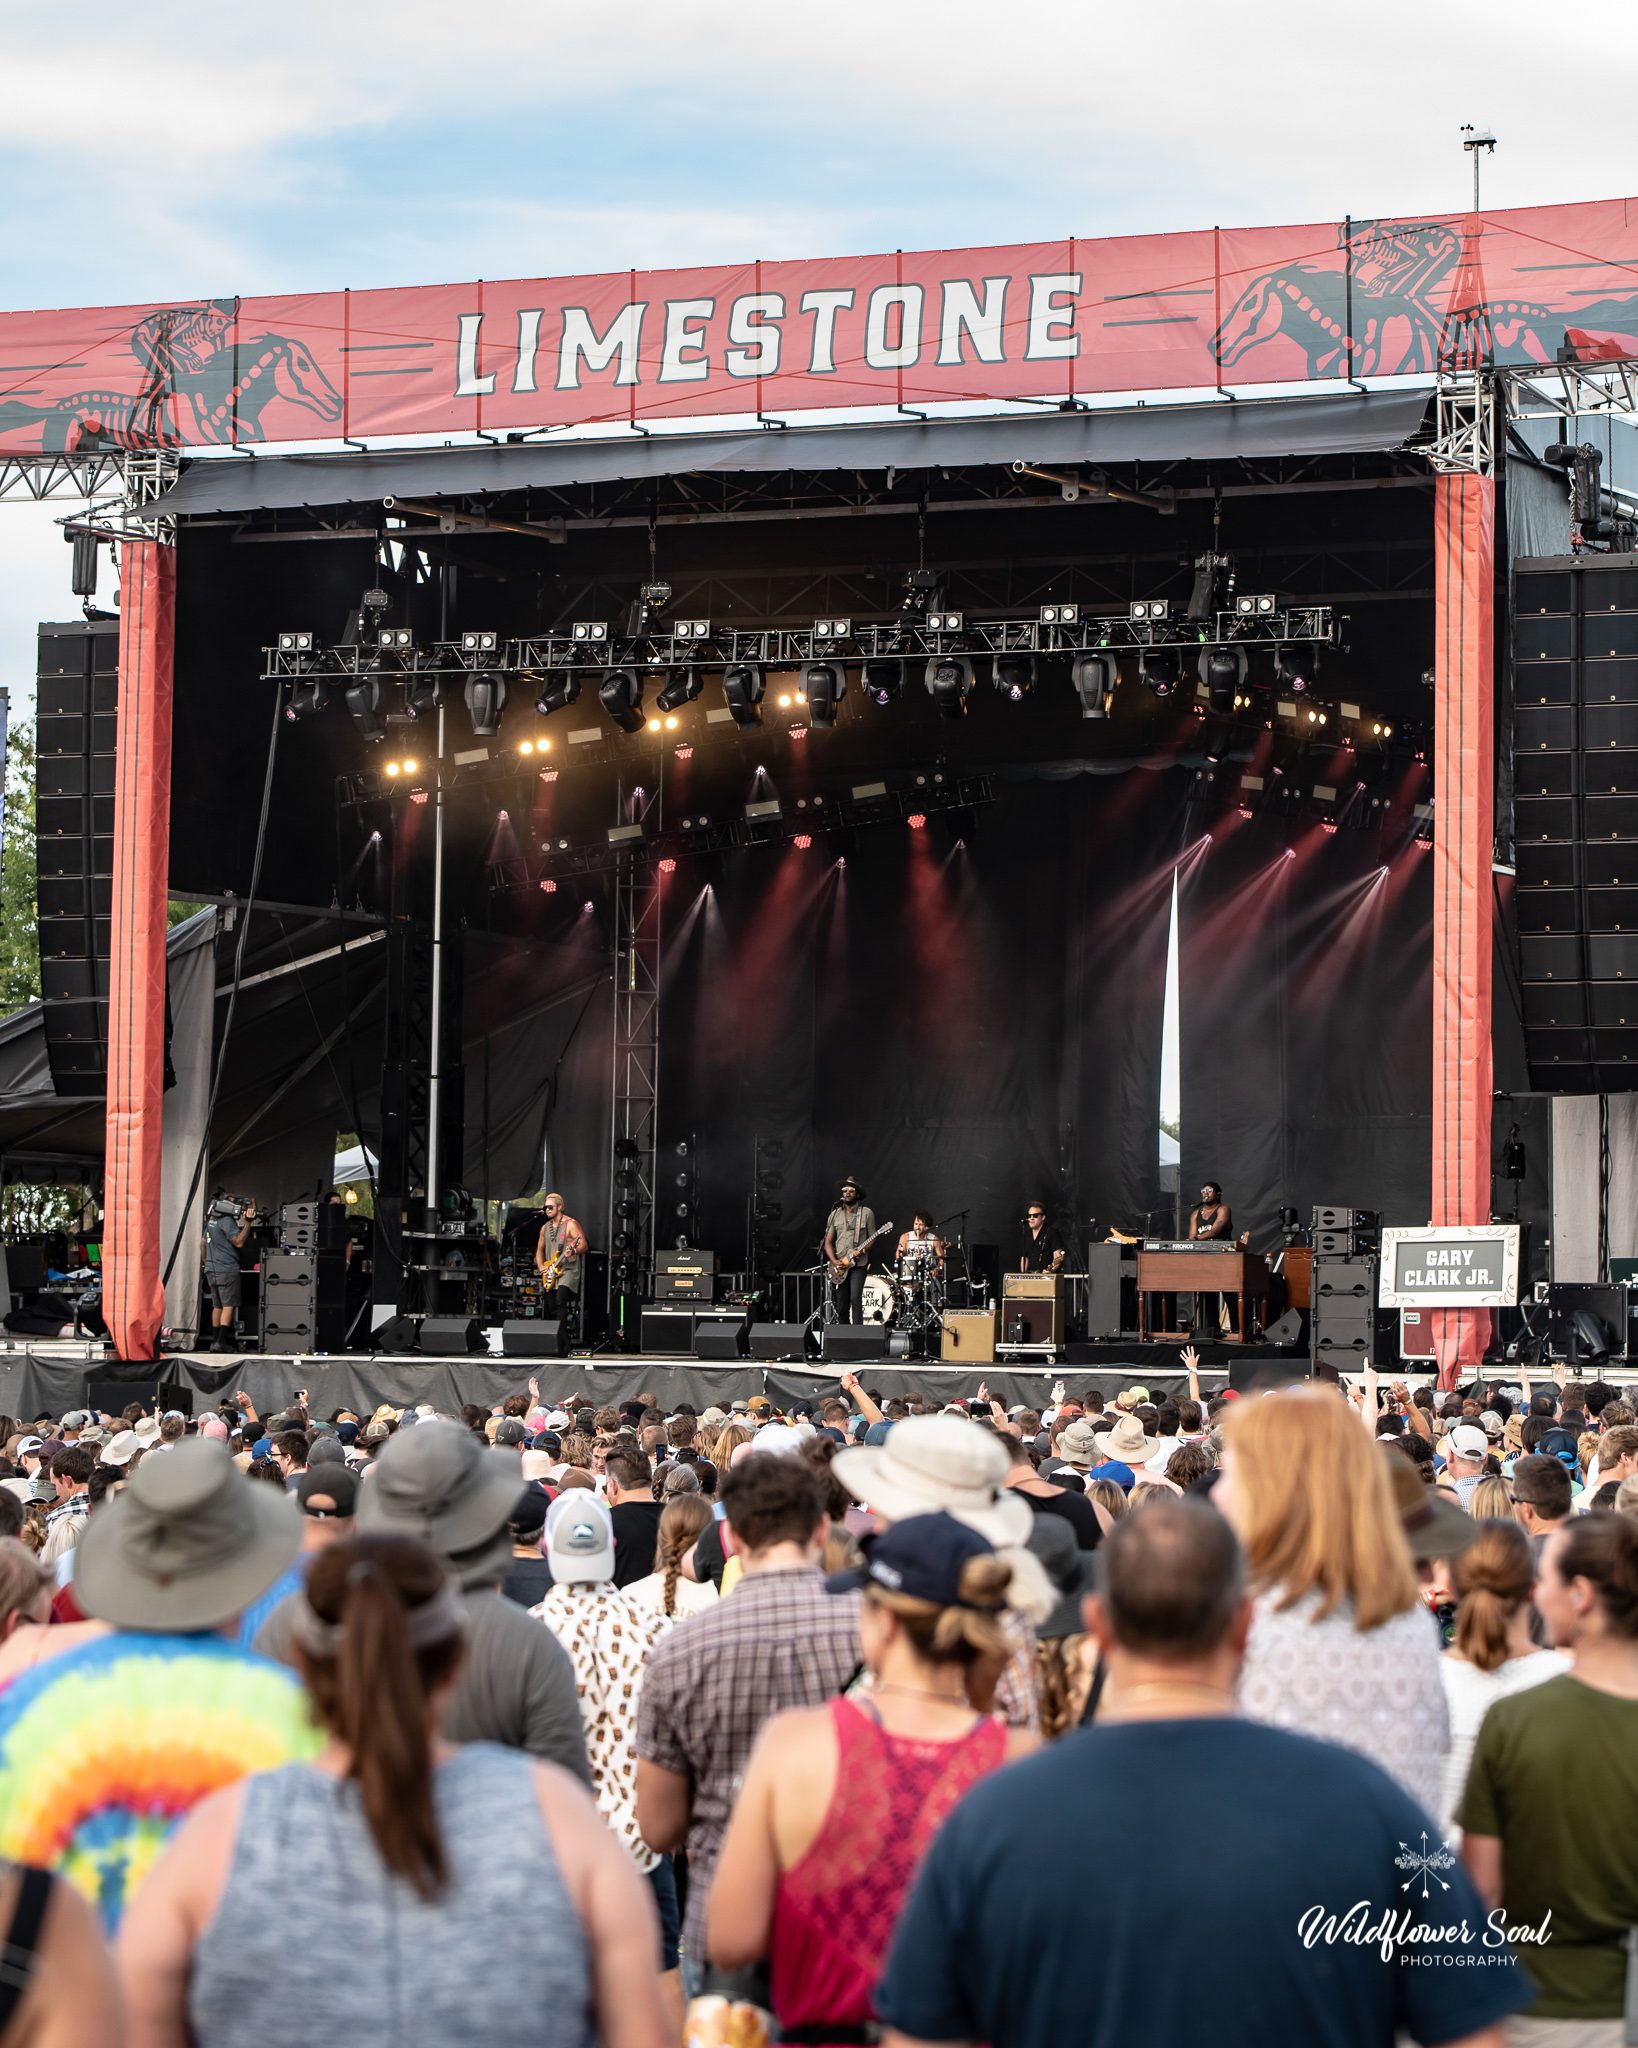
[1178,809,1435,1247]
[654,772,1187,1272]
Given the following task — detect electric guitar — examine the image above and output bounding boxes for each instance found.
[537,1236,582,1290]
[827,1219,893,1283]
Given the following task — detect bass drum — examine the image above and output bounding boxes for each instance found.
[861,1273,900,1325]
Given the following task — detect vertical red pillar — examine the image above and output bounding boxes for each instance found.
[105,540,176,1360]
[1430,472,1495,1388]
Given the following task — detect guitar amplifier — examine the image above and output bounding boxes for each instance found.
[657,1250,717,1274]
[654,1270,716,1301]
[941,1308,998,1364]
[1000,1274,1064,1347]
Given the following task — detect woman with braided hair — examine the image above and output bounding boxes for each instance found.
[707,1514,1036,2043]
[116,1534,669,2048]
[625,1496,717,1621]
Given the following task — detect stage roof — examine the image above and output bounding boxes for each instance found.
[154,387,1432,518]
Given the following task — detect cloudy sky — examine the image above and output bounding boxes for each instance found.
[0,0,1633,721]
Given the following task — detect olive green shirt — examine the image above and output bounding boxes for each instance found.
[1459,1673,1638,2018]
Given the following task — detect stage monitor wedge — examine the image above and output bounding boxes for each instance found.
[748,1321,812,1361]
[420,1315,485,1355]
[502,1317,568,1358]
[1514,554,1638,1092]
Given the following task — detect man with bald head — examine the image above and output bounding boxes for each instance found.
[534,1191,588,1331]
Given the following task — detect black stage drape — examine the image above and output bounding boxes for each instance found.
[1177,808,1435,1248]
[654,772,1187,1272]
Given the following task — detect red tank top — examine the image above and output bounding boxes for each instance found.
[768,1695,1007,2039]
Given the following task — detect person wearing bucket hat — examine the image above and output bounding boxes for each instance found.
[252,1418,590,1787]
[0,1443,321,1931]
[832,1415,1033,1549]
[1091,1412,1154,1473]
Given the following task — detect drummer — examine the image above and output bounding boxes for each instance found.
[896,1208,947,1268]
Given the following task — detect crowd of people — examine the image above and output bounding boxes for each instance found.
[0,1357,1634,2044]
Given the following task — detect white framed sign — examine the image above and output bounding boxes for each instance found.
[1379,1225,1520,1310]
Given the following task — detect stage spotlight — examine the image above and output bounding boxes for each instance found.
[519,740,535,756]
[924,655,974,717]
[540,879,557,893]
[674,744,692,759]
[647,717,662,733]
[863,659,902,706]
[656,666,704,714]
[402,757,418,774]
[992,655,1035,702]
[277,630,315,654]
[284,679,327,721]
[571,622,609,645]
[404,671,443,720]
[1235,594,1278,617]
[1130,599,1170,622]
[1139,649,1181,698]
[1039,604,1079,625]
[464,674,507,737]
[534,670,581,717]
[908,812,927,829]
[460,630,499,653]
[600,667,646,735]
[1274,650,1310,694]
[803,661,846,728]
[658,857,677,874]
[1199,646,1246,715]
[410,789,428,805]
[723,663,765,729]
[385,761,401,778]
[794,833,812,849]
[344,676,385,742]
[379,627,414,652]
[1071,653,1117,719]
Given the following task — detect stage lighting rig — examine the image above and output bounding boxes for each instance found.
[284,677,328,721]
[379,627,414,653]
[1038,604,1079,626]
[1071,653,1116,719]
[345,676,385,743]
[571,621,610,648]
[927,610,964,636]
[993,655,1035,701]
[671,620,711,648]
[1200,647,1246,715]
[276,630,315,656]
[534,670,581,717]
[464,673,507,737]
[1140,648,1180,698]
[1234,593,1279,618]
[863,659,902,707]
[1130,599,1170,624]
[403,670,443,719]
[656,666,705,714]
[925,655,974,717]
[802,661,846,727]
[1274,650,1311,695]
[600,667,646,735]
[723,663,765,729]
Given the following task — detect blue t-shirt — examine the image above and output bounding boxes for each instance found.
[876,1718,1527,2048]
[204,1211,242,1272]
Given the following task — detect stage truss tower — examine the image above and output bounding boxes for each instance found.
[607,850,661,1335]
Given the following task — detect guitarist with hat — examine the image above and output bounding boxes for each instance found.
[824,1177,880,1326]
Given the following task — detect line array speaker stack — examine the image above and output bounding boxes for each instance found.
[260,1248,347,1354]
[1514,555,1638,1090]
[281,1200,348,1252]
[1310,1249,1378,1364]
[35,621,118,1092]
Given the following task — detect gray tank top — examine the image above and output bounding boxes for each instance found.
[188,1744,594,2048]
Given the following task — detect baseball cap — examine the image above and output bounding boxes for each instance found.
[827,1512,995,1605]
[544,1492,615,1584]
[493,1418,528,1447]
[508,1485,550,1540]
[1449,1424,1490,1460]
[297,1465,359,1517]
[16,1437,42,1457]
[1478,1411,1504,1438]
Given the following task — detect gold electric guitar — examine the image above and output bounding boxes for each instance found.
[826,1219,893,1283]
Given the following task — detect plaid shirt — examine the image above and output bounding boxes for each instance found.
[635,1564,862,1963]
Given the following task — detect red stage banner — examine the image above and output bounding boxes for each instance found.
[1,200,1637,454]
[1430,471,1496,1389]
[104,541,175,1362]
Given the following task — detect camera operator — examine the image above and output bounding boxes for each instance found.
[201,1193,257,1354]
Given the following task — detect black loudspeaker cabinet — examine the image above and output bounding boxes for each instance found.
[1311,1254,1382,1365]
[1265,1308,1306,1347]
[695,1322,747,1360]
[260,1249,347,1353]
[501,1318,567,1357]
[821,1327,891,1363]
[1514,554,1638,1090]
[87,1379,194,1417]
[420,1316,484,1355]
[640,1309,695,1354]
[35,620,118,1092]
[1546,1282,1629,1362]
[748,1321,813,1361]
[1083,1243,1133,1338]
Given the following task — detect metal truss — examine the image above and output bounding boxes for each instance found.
[0,453,126,503]
[489,772,1000,896]
[1427,368,1495,477]
[1501,358,1638,426]
[263,603,1337,693]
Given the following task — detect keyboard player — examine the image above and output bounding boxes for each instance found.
[1187,1181,1237,1332]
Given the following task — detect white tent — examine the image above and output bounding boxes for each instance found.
[332,1143,378,1186]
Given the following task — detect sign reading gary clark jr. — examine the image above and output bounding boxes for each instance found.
[1378,1226,1520,1311]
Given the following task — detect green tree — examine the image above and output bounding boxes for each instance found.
[0,722,40,1013]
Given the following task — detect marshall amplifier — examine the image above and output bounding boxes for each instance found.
[654,1251,717,1302]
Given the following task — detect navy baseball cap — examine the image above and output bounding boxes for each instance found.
[827,1511,994,1606]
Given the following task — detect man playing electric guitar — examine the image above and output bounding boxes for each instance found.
[823,1176,883,1326]
[534,1192,588,1330]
